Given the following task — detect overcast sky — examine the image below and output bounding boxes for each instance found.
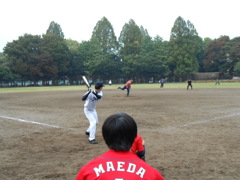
[1,0,239,52]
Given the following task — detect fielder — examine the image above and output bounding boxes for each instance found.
[187,79,193,90]
[76,112,164,179]
[118,79,133,96]
[159,79,165,88]
[82,81,104,144]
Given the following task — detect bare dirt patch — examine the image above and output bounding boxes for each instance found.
[0,87,240,180]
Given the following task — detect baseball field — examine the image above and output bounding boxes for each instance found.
[0,83,239,180]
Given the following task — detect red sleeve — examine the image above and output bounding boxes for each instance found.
[136,135,144,152]
[131,134,144,153]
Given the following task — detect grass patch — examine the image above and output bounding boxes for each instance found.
[0,82,239,93]
[0,86,84,93]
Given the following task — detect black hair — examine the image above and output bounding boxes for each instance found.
[102,112,137,151]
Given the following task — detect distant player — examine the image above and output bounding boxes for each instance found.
[82,82,104,144]
[187,79,193,90]
[159,79,165,88]
[76,112,164,180]
[118,79,133,96]
[215,78,220,85]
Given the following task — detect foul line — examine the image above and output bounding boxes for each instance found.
[0,115,79,132]
[1,112,240,132]
[162,112,240,132]
[178,112,240,128]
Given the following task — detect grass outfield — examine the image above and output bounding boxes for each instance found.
[0,82,240,93]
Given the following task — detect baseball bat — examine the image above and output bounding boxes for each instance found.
[82,76,90,88]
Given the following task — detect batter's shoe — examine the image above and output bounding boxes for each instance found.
[85,131,89,136]
[89,139,98,144]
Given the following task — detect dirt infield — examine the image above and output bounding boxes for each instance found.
[0,87,240,180]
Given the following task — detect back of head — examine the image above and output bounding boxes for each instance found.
[102,113,137,151]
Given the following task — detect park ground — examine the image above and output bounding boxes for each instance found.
[0,85,240,180]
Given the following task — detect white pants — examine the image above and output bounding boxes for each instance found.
[84,108,98,141]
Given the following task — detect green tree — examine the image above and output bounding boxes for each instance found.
[203,36,230,72]
[46,21,64,39]
[91,17,121,80]
[203,37,212,49]
[42,34,71,84]
[77,38,104,81]
[198,37,212,72]
[4,34,58,85]
[139,35,170,82]
[65,39,82,84]
[234,62,240,75]
[223,37,240,76]
[119,19,143,80]
[168,16,201,81]
[4,34,42,85]
[29,50,58,85]
[140,25,149,37]
[91,17,119,55]
[0,52,14,83]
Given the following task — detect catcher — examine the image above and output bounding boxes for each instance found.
[131,134,146,161]
[76,112,164,180]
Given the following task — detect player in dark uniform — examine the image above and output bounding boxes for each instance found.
[187,79,193,90]
[76,112,164,180]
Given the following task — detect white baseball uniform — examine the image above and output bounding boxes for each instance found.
[83,90,103,141]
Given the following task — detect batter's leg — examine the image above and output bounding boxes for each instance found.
[84,108,97,141]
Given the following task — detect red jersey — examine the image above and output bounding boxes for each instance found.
[131,134,144,154]
[76,149,164,180]
[125,81,132,88]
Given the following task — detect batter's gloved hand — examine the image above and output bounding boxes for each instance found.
[88,87,92,92]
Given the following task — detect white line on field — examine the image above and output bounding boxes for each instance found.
[0,115,79,132]
[1,112,240,132]
[179,112,240,128]
[162,112,240,132]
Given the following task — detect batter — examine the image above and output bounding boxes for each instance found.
[82,81,104,144]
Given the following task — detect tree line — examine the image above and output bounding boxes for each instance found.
[0,16,240,86]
